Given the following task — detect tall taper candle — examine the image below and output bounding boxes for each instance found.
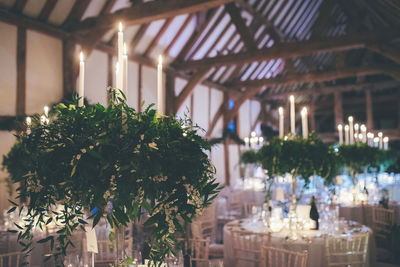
[289,95,295,134]
[79,52,85,107]
[378,132,383,149]
[344,124,349,145]
[278,107,284,138]
[157,55,165,115]
[122,43,128,101]
[26,117,31,135]
[354,123,359,142]
[383,137,389,150]
[360,124,367,143]
[115,62,120,91]
[338,124,343,145]
[117,22,123,90]
[44,106,49,117]
[348,116,354,144]
[301,107,308,138]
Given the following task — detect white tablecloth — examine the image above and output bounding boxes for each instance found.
[223,219,375,267]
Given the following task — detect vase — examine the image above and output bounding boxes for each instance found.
[287,173,298,240]
[115,225,126,266]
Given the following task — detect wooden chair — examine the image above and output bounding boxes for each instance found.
[188,238,210,267]
[227,191,244,218]
[0,251,26,267]
[325,232,369,267]
[371,206,394,241]
[191,219,224,259]
[261,246,308,267]
[231,229,269,267]
[95,237,133,266]
[362,204,373,227]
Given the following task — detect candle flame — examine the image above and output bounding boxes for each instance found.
[338,124,342,130]
[373,137,379,142]
[344,125,349,131]
[383,137,389,142]
[44,106,49,114]
[354,123,359,130]
[289,95,294,102]
[80,51,84,62]
[358,133,363,140]
[378,132,383,137]
[360,124,366,131]
[348,116,353,122]
[158,55,163,65]
[119,22,123,32]
[26,117,31,125]
[301,107,307,115]
[278,107,283,115]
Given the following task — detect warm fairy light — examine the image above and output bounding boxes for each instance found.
[348,116,353,122]
[80,51,84,62]
[119,22,123,32]
[278,107,283,115]
[338,124,343,130]
[301,107,307,115]
[26,116,31,126]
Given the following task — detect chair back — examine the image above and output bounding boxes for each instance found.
[227,191,244,217]
[0,251,25,267]
[231,230,269,267]
[372,206,394,239]
[325,232,369,267]
[189,238,210,267]
[261,246,308,267]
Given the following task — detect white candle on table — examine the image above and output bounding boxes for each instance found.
[157,55,165,115]
[360,124,367,143]
[358,133,363,142]
[244,137,249,148]
[118,22,124,92]
[122,43,128,101]
[289,95,295,135]
[354,123,359,142]
[44,106,49,117]
[338,124,343,145]
[301,107,308,138]
[383,137,389,150]
[378,132,383,149]
[373,137,379,147]
[278,107,284,138]
[367,133,373,146]
[348,116,354,144]
[78,51,85,107]
[26,116,31,134]
[344,124,349,145]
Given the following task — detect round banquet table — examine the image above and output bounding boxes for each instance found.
[223,219,376,267]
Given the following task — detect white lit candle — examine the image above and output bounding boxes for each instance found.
[79,51,85,107]
[338,124,343,145]
[26,116,31,134]
[373,137,379,147]
[40,115,46,125]
[348,116,354,144]
[122,43,128,101]
[383,137,389,150]
[115,62,120,91]
[378,132,383,149]
[244,137,249,148]
[301,107,308,138]
[278,107,284,138]
[259,137,264,147]
[344,124,349,145]
[360,124,367,143]
[44,106,49,117]
[358,133,363,142]
[118,22,124,91]
[157,55,165,115]
[289,95,295,134]
[354,123,359,142]
[367,132,373,146]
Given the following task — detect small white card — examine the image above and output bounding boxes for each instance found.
[85,226,98,253]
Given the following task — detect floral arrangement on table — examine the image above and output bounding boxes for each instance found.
[338,142,396,184]
[2,89,220,266]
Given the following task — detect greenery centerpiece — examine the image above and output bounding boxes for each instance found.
[2,89,220,266]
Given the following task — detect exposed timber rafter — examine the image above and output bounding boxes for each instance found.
[68,0,234,33]
[174,30,400,70]
[368,44,400,65]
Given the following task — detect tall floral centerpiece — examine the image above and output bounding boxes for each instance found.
[3,90,220,266]
[257,134,338,239]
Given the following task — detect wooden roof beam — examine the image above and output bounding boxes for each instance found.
[38,0,57,22]
[175,30,400,70]
[368,44,400,65]
[69,0,234,33]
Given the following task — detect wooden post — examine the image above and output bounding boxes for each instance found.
[309,98,316,132]
[138,64,142,112]
[62,39,76,98]
[223,92,230,186]
[334,91,343,127]
[107,53,113,103]
[365,88,373,129]
[16,26,26,117]
[165,73,176,115]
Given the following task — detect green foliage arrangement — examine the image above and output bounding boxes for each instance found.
[338,142,397,183]
[2,89,220,266]
[257,134,338,185]
[240,150,259,164]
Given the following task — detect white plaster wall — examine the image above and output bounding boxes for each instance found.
[211,144,225,185]
[239,99,251,138]
[175,78,191,119]
[85,50,108,106]
[127,61,139,110]
[250,100,261,134]
[0,131,16,211]
[141,66,159,110]
[229,144,240,186]
[26,30,63,114]
[193,84,209,134]
[0,22,16,116]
